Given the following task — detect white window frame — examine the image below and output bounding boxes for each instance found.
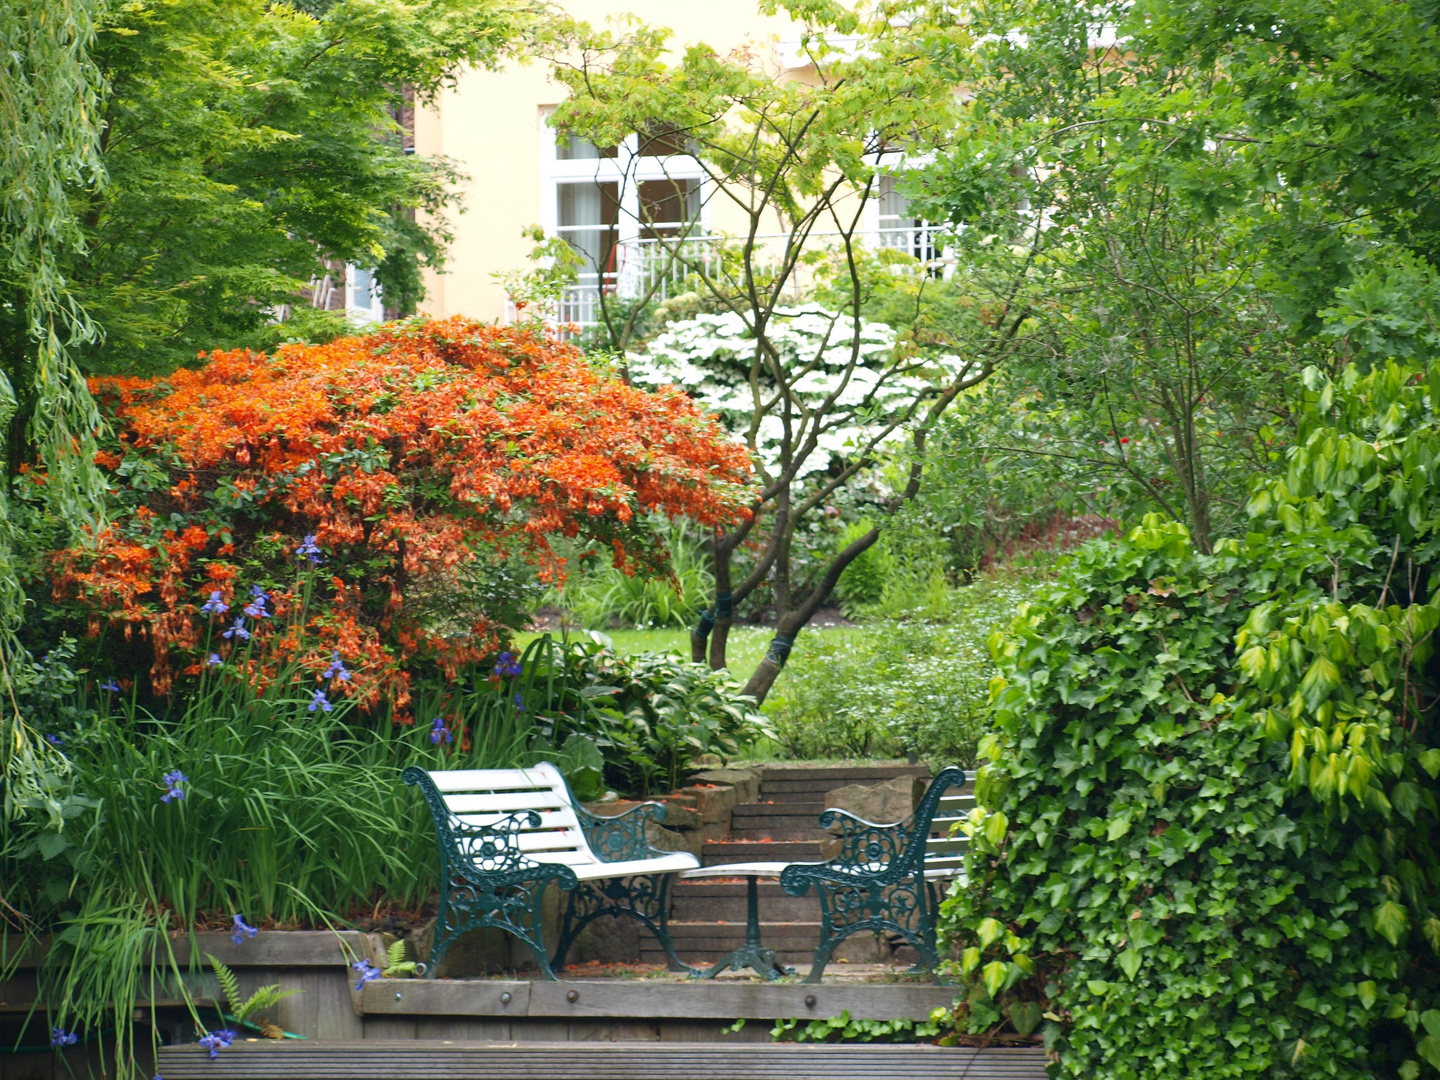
[345,264,385,325]
[539,108,711,291]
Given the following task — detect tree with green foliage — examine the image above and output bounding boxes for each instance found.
[545,2,1051,701]
[949,359,1440,1077]
[19,0,530,393]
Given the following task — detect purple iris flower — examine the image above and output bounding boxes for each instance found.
[160,770,187,803]
[429,717,451,745]
[46,733,63,747]
[308,689,332,713]
[492,651,523,678]
[99,679,120,692]
[296,535,323,564]
[222,617,250,641]
[197,1030,235,1059]
[352,959,382,991]
[243,589,269,618]
[231,914,259,945]
[513,692,525,711]
[322,653,351,681]
[200,590,228,616]
[51,1028,78,1047]
[208,653,223,667]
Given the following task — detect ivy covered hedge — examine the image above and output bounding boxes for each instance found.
[946,362,1440,1078]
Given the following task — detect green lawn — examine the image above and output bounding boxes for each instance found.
[516,623,862,701]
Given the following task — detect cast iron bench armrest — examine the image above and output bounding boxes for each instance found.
[776,765,970,983]
[575,799,671,864]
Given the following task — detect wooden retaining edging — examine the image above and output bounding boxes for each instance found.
[155,1040,1050,1080]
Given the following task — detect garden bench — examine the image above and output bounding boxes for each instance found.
[403,763,698,980]
[780,765,972,982]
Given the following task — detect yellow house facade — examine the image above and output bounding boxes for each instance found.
[408,1,938,328]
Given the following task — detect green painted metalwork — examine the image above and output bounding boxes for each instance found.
[779,766,968,983]
[574,800,661,864]
[693,873,793,981]
[403,767,693,980]
[554,801,693,974]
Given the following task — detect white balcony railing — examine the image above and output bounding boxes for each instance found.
[534,226,951,334]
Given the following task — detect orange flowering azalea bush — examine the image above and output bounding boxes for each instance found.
[51,317,752,714]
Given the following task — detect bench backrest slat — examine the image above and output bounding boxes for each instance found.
[425,763,598,868]
[923,782,974,877]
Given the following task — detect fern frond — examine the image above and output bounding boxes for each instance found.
[386,939,407,969]
[239,984,300,1022]
[207,954,241,1014]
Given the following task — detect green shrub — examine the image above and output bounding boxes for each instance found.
[833,521,893,613]
[525,632,771,795]
[949,355,1440,1080]
[551,523,714,629]
[764,570,1039,765]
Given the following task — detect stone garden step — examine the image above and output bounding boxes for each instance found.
[757,765,932,786]
[701,840,824,865]
[670,880,819,923]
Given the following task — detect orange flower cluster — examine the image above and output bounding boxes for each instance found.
[53,318,752,713]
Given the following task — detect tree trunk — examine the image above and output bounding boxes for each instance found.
[741,526,880,705]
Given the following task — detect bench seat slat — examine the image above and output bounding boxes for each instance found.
[570,852,698,879]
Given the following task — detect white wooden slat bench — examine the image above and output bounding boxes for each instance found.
[156,1039,1051,1079]
[403,764,699,980]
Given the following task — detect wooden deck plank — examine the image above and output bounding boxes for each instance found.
[360,979,958,1021]
[156,1040,1049,1080]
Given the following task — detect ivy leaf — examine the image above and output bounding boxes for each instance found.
[960,946,981,973]
[1400,1061,1421,1080]
[981,960,1009,998]
[982,810,1009,847]
[1299,655,1341,713]
[1422,1010,1440,1040]
[1375,900,1410,945]
[1418,1036,1440,1071]
[976,918,1004,949]
[1418,749,1440,778]
[1116,948,1143,980]
[1007,1001,1043,1037]
[1357,981,1378,1010]
[1422,917,1440,955]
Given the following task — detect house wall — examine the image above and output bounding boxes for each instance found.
[412,1,806,323]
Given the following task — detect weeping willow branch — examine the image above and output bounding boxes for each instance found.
[0,0,109,815]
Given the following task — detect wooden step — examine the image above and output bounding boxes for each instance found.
[670,881,818,922]
[701,840,823,865]
[156,1040,1051,1079]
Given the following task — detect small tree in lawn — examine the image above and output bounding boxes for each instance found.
[545,1,1046,702]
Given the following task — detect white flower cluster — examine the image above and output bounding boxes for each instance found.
[629,307,943,476]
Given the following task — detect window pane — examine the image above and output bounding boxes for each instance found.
[878,174,913,225]
[556,131,618,160]
[638,122,692,157]
[351,266,374,307]
[639,178,700,238]
[557,181,620,273]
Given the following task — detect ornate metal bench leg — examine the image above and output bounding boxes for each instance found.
[653,873,694,973]
[805,922,842,984]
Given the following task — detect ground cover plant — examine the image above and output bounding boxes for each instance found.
[945,360,1440,1077]
[765,567,1040,766]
